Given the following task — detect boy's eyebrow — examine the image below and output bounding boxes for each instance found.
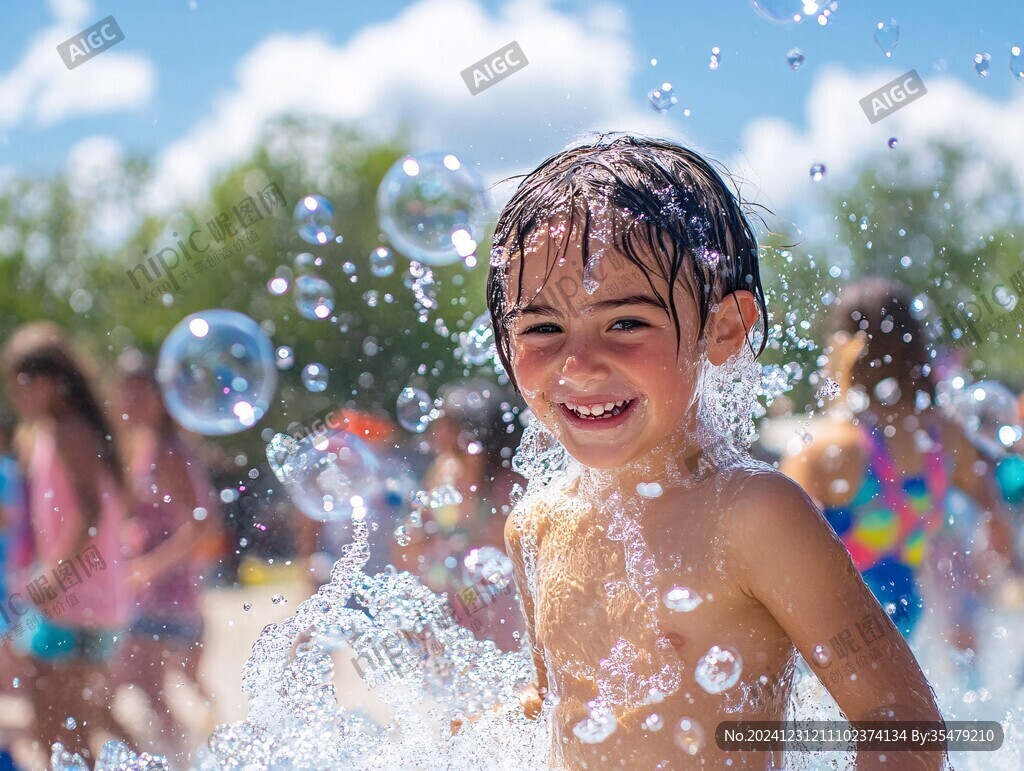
[508,293,667,321]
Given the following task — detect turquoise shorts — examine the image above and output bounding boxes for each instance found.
[16,617,120,664]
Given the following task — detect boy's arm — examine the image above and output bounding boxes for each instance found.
[732,473,946,769]
[504,504,548,717]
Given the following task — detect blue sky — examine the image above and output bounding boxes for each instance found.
[1,0,1022,218]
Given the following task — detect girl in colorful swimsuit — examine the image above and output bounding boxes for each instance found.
[782,278,1013,669]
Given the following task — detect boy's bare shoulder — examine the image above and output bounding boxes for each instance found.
[715,463,831,546]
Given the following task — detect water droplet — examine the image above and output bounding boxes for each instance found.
[294,194,335,245]
[815,377,841,400]
[11,678,19,688]
[271,594,286,604]
[648,82,678,112]
[643,713,664,731]
[396,387,435,433]
[582,256,602,294]
[64,716,77,730]
[1011,46,1023,80]
[301,362,329,393]
[974,52,991,78]
[275,345,294,370]
[572,700,617,744]
[293,252,319,274]
[370,246,395,277]
[709,46,721,70]
[695,645,742,693]
[809,163,826,182]
[812,643,833,667]
[342,261,357,276]
[874,19,899,58]
[786,48,805,70]
[664,586,703,613]
[458,311,496,367]
[674,717,705,755]
[888,136,899,149]
[243,603,252,611]
[394,525,411,546]
[636,481,664,498]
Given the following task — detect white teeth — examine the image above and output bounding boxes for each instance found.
[565,399,631,419]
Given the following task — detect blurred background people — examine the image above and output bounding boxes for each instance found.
[1,323,132,763]
[114,348,222,762]
[782,278,1015,691]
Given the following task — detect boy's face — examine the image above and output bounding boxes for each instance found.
[504,221,705,470]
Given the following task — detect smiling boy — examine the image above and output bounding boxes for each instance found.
[485,134,946,769]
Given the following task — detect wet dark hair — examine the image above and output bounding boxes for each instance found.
[830,277,936,401]
[486,132,769,393]
[1,322,124,487]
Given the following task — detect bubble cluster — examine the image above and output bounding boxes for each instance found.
[695,645,743,694]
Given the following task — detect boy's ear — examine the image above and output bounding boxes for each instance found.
[707,291,759,366]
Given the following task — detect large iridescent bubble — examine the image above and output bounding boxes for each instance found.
[376,152,488,267]
[266,428,384,522]
[157,309,277,436]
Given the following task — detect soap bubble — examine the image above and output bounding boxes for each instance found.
[1012,45,1023,80]
[157,310,277,436]
[294,274,335,320]
[396,387,436,433]
[294,195,336,245]
[674,717,705,755]
[266,429,383,522]
[302,362,329,393]
[695,645,743,694]
[786,48,805,70]
[370,246,395,277]
[948,380,1022,457]
[377,152,488,266]
[275,345,295,370]
[750,0,806,24]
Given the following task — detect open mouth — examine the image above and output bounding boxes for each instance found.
[558,398,637,426]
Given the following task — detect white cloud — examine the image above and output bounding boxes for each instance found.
[148,0,682,210]
[0,0,156,129]
[731,65,1024,224]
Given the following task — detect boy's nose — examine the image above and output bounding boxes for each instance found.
[559,349,609,387]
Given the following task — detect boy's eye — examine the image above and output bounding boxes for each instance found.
[519,318,649,335]
[610,318,649,331]
[521,323,562,335]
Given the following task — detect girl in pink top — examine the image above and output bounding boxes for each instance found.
[115,348,220,763]
[2,322,132,763]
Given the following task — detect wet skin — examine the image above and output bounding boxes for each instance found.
[500,221,946,769]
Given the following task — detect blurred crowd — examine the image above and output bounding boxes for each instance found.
[0,321,526,768]
[0,277,1022,767]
